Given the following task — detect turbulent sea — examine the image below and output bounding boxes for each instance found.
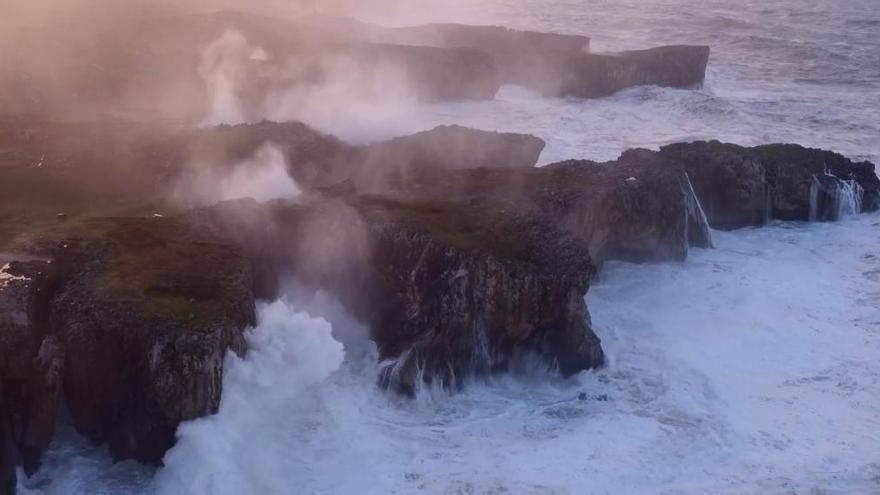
[21,1,880,493]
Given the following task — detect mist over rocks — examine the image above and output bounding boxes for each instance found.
[393,25,710,98]
[308,18,710,99]
[0,9,710,124]
[353,150,713,265]
[185,196,604,396]
[0,113,878,478]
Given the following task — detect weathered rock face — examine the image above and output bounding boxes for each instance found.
[0,12,501,122]
[658,141,770,229]
[0,257,62,475]
[382,24,709,98]
[347,150,713,265]
[659,141,879,228]
[1,11,709,121]
[0,120,544,218]
[549,151,713,262]
[358,200,602,394]
[189,197,605,395]
[0,381,16,495]
[361,125,545,172]
[535,45,711,98]
[752,144,879,220]
[10,218,257,465]
[351,125,546,193]
[383,23,590,93]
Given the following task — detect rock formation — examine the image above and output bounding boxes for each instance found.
[375,23,709,98]
[0,381,16,495]
[0,257,60,476]
[1,116,877,475]
[342,149,713,264]
[1,218,256,467]
[0,11,710,121]
[659,141,879,228]
[187,197,604,396]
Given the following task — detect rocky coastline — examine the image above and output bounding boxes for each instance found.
[0,13,877,493]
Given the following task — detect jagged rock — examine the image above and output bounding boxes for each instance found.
[0,120,544,217]
[379,24,708,98]
[188,197,605,395]
[524,44,711,98]
[0,382,15,495]
[0,257,60,475]
[659,141,879,227]
[752,144,879,220]
[382,23,590,93]
[658,141,770,229]
[35,218,256,464]
[361,125,545,172]
[0,11,501,121]
[357,199,602,393]
[345,149,713,264]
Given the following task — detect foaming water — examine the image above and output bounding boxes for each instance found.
[18,1,880,492]
[22,214,880,494]
[343,0,880,166]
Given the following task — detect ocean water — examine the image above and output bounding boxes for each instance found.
[19,1,880,493]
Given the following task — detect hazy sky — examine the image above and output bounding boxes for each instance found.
[2,0,478,27]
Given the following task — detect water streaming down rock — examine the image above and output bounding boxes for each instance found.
[833,179,864,219]
[809,174,821,222]
[683,172,714,249]
[809,174,863,222]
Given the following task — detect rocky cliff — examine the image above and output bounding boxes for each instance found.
[659,141,879,228]
[0,218,256,468]
[187,197,604,395]
[379,23,709,98]
[1,117,877,478]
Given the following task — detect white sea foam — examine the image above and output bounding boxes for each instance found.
[152,299,344,495]
[22,214,880,494]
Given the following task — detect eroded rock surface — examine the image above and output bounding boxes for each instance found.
[378,23,709,98]
[188,197,604,395]
[1,218,256,466]
[659,141,879,228]
[0,257,60,475]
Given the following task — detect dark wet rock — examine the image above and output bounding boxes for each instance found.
[0,120,544,218]
[542,45,711,98]
[188,197,605,396]
[358,200,602,393]
[658,141,770,229]
[382,24,708,98]
[1,11,708,121]
[0,382,15,495]
[0,257,61,475]
[0,12,500,122]
[18,218,256,464]
[383,23,590,93]
[752,143,879,219]
[361,125,545,173]
[350,149,713,264]
[659,141,879,227]
[172,122,546,194]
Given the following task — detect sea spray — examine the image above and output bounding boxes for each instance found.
[153,300,344,495]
